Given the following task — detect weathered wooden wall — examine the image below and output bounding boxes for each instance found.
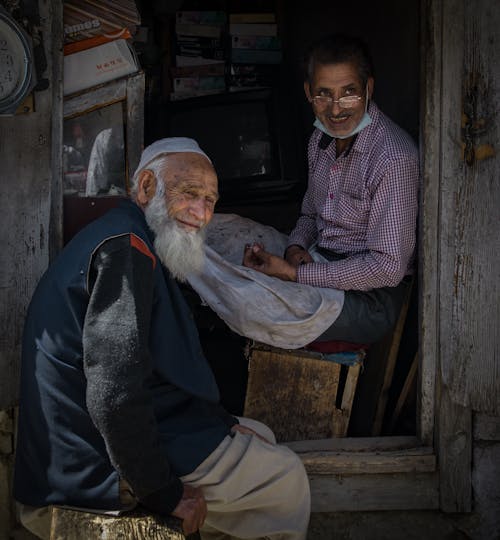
[0,3,61,537]
[0,0,62,410]
[438,0,499,414]
[439,0,499,516]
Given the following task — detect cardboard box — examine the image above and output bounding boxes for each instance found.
[64,0,140,43]
[64,39,139,96]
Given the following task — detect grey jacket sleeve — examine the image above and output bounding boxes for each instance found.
[83,234,183,515]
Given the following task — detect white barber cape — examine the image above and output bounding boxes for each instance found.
[186,214,344,350]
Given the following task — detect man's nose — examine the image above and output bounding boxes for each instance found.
[188,197,210,222]
[328,100,343,115]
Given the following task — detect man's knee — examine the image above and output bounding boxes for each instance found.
[236,416,277,444]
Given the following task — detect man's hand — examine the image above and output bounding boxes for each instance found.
[284,245,314,268]
[242,243,297,282]
[171,484,207,536]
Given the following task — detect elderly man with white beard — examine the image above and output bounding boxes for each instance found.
[14,138,310,540]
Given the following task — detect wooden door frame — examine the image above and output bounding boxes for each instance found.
[420,0,472,513]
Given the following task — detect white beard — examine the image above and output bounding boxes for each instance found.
[144,192,206,282]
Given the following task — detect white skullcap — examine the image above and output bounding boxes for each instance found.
[136,137,211,173]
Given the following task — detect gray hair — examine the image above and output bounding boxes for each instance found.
[303,34,374,86]
[129,154,169,198]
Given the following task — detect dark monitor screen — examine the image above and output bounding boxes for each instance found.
[161,89,305,204]
[170,99,279,183]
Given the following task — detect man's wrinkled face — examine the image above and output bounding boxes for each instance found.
[163,153,219,232]
[140,152,219,282]
[305,61,373,139]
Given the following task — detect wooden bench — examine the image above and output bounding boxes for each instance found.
[243,342,365,442]
[50,506,200,540]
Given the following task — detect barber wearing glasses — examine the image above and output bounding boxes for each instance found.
[243,33,419,344]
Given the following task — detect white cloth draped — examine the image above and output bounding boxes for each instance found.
[187,214,344,349]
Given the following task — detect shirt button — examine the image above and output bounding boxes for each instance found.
[329,193,334,199]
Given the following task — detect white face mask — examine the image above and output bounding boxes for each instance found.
[314,111,371,139]
[313,87,372,139]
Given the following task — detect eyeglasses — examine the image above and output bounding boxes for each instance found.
[312,95,362,108]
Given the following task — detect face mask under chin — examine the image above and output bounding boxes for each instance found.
[314,111,372,139]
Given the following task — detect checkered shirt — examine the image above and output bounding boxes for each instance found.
[288,102,419,291]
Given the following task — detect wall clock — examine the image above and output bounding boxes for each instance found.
[0,6,36,115]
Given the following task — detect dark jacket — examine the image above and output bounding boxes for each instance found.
[14,200,235,514]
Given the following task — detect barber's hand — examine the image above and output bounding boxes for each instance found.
[285,245,314,268]
[243,243,297,282]
[171,484,207,536]
[231,423,273,444]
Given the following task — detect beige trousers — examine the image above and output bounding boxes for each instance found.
[181,417,311,540]
[18,418,310,540]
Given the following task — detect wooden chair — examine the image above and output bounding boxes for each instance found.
[49,506,200,540]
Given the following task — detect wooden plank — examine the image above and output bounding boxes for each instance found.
[309,472,439,512]
[435,0,499,514]
[50,507,186,540]
[438,0,500,414]
[63,77,128,118]
[298,450,436,475]
[286,435,423,453]
[455,0,500,414]
[371,279,413,436]
[49,1,65,259]
[286,436,436,475]
[332,363,361,437]
[418,0,441,446]
[387,353,418,434]
[438,386,472,512]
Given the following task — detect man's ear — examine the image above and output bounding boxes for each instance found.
[136,170,157,207]
[304,81,313,103]
[367,77,374,100]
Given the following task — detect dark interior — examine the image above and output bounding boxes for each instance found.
[81,0,422,435]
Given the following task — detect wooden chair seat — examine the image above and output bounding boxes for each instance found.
[50,506,198,540]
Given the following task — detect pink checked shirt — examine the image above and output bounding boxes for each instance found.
[288,102,419,291]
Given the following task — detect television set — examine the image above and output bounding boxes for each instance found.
[154,88,306,206]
